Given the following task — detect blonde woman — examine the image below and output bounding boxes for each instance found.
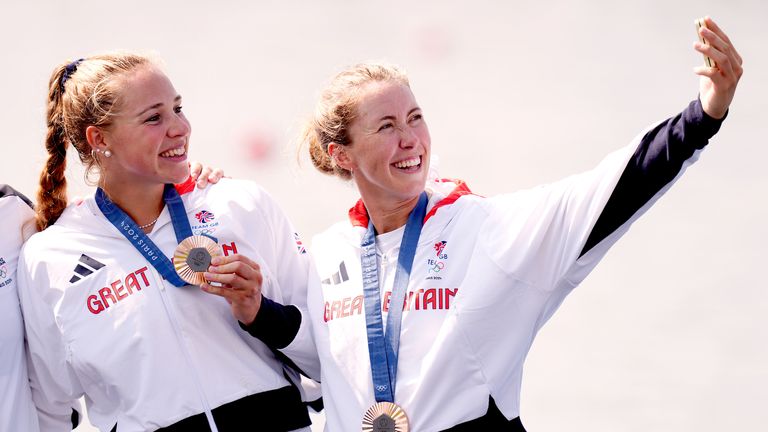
[19,53,320,431]
[302,17,741,431]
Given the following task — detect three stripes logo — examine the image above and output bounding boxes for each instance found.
[69,254,106,284]
[321,261,349,285]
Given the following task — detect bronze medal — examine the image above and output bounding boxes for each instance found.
[173,235,221,285]
[362,402,409,432]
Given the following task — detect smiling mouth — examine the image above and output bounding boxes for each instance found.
[159,147,186,158]
[393,156,421,171]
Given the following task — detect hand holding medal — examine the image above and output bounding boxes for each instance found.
[173,235,222,285]
[199,253,264,326]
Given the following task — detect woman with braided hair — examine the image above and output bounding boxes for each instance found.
[2,141,220,431]
[18,52,320,431]
[1,168,224,432]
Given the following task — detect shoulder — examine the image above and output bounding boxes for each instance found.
[312,220,362,252]
[0,184,35,239]
[20,223,75,265]
[21,200,100,265]
[423,178,492,224]
[0,184,34,209]
[185,179,293,238]
[185,178,276,208]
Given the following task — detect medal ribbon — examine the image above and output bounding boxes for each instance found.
[95,184,192,287]
[361,192,428,403]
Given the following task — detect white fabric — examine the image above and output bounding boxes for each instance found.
[0,194,39,432]
[309,133,703,431]
[18,179,320,432]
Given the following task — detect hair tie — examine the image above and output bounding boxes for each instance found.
[59,58,85,93]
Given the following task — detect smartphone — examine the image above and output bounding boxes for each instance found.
[695,18,716,68]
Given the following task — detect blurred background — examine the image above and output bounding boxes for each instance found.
[1,0,766,431]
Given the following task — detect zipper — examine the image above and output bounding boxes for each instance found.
[150,267,219,432]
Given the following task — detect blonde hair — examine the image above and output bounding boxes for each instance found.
[300,62,409,180]
[36,52,153,231]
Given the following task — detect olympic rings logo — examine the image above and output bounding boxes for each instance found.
[0,265,7,279]
[429,262,445,273]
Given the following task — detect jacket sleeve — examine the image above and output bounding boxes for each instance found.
[238,184,321,381]
[457,100,725,419]
[580,98,724,256]
[479,99,723,292]
[17,246,86,432]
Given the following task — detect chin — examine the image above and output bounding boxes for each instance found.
[398,183,427,201]
[167,168,191,184]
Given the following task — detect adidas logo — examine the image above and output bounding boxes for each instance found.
[321,261,349,285]
[69,254,106,284]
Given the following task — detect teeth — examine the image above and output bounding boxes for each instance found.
[160,147,186,157]
[394,157,420,168]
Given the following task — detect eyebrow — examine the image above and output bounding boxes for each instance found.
[376,107,421,122]
[136,95,182,118]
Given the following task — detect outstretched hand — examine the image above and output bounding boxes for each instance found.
[695,17,743,119]
[201,254,263,326]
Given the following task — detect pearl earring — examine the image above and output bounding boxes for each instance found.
[103,149,112,158]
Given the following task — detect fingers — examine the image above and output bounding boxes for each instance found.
[208,168,225,183]
[196,166,225,189]
[189,161,210,189]
[697,18,743,71]
[189,161,202,181]
[204,254,262,289]
[196,166,212,188]
[695,39,734,76]
[695,22,743,81]
[704,17,743,69]
[694,17,743,119]
[704,16,742,64]
[187,161,225,189]
[200,254,263,324]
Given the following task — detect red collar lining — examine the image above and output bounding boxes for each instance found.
[174,176,196,196]
[348,179,474,228]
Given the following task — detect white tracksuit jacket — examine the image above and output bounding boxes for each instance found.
[18,178,320,431]
[308,100,723,431]
[0,186,38,432]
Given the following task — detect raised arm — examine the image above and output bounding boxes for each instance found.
[581,18,742,255]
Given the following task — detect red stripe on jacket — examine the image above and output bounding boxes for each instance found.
[347,179,474,228]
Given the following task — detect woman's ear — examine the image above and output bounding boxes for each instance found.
[85,125,107,152]
[328,142,354,171]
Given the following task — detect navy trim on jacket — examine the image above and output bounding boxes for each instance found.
[581,99,725,256]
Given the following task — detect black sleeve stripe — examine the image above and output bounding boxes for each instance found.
[306,396,324,412]
[0,184,34,209]
[71,408,80,429]
[580,99,725,257]
[238,296,302,350]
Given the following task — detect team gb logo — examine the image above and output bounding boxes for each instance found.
[427,241,448,276]
[434,241,447,258]
[195,210,215,223]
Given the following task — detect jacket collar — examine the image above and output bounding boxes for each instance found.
[347,179,473,228]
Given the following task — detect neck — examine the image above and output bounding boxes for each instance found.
[365,194,421,235]
[100,178,165,229]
